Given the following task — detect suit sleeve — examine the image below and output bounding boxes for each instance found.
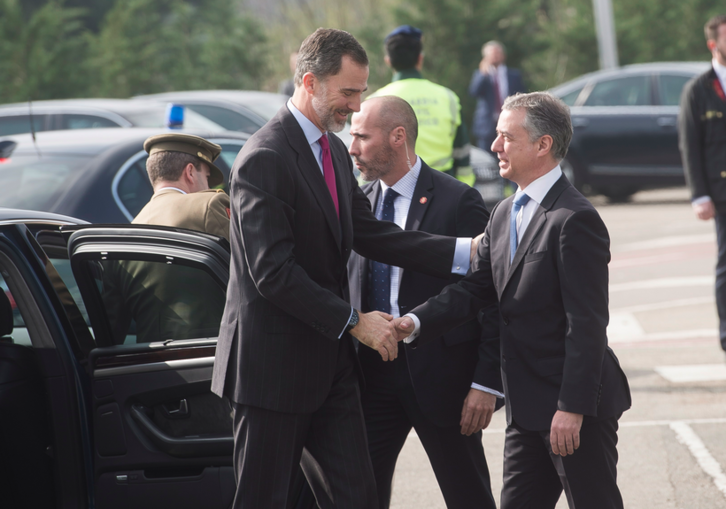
[556,209,611,416]
[231,147,353,340]
[454,189,502,391]
[679,79,710,199]
[204,192,231,241]
[469,70,491,99]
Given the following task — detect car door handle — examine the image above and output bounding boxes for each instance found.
[572,117,589,128]
[130,404,233,458]
[657,117,676,127]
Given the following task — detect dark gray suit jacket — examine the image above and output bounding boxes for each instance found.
[409,175,631,431]
[348,163,502,427]
[211,105,457,413]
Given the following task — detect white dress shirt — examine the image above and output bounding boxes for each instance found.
[287,99,326,176]
[493,64,509,104]
[692,60,726,207]
[156,186,187,195]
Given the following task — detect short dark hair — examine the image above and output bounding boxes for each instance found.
[385,34,422,71]
[146,151,202,185]
[294,28,368,87]
[705,14,726,42]
[503,92,573,161]
[368,96,418,145]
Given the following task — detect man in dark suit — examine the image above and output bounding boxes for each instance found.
[469,41,526,156]
[394,92,631,509]
[679,14,726,353]
[347,96,501,509]
[211,29,474,509]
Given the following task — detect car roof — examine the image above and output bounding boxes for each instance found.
[1,127,250,156]
[0,207,87,225]
[133,90,288,106]
[550,61,711,95]
[0,98,174,115]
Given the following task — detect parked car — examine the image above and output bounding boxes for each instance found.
[549,61,710,201]
[0,128,249,223]
[0,99,225,136]
[0,210,320,508]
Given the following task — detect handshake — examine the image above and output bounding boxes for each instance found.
[348,311,416,361]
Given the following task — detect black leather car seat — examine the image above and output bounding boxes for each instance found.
[0,289,55,508]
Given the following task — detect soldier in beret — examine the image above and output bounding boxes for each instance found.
[133,133,230,241]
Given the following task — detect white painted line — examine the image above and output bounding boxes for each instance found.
[610,253,691,269]
[616,234,715,253]
[609,328,717,344]
[655,364,726,383]
[671,422,726,499]
[612,296,714,314]
[610,276,714,292]
[608,312,646,341]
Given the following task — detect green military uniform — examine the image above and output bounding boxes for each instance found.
[133,188,230,241]
[370,69,474,186]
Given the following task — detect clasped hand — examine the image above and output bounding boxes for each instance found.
[350,312,411,361]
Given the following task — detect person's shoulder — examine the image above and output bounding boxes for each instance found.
[685,67,715,93]
[425,163,477,198]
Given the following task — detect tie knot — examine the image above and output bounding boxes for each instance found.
[319,133,330,151]
[383,188,399,206]
[513,192,531,207]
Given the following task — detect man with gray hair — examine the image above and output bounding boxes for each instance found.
[394,92,631,509]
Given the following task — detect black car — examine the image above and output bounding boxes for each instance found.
[550,62,710,201]
[0,99,226,137]
[0,210,320,508]
[0,128,248,223]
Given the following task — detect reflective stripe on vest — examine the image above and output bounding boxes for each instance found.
[371,79,461,172]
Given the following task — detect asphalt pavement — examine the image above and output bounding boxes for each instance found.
[389,187,726,508]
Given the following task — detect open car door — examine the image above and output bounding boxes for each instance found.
[66,226,235,509]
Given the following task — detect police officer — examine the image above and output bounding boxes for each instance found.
[134,133,230,240]
[369,25,474,186]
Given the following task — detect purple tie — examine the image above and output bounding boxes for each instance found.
[318,134,339,217]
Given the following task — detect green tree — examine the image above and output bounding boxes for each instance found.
[0,0,90,103]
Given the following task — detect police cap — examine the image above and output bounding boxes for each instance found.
[143,133,224,187]
[385,25,423,42]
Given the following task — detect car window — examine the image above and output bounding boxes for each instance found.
[0,272,31,346]
[559,87,585,106]
[87,258,225,345]
[658,74,692,106]
[185,104,261,134]
[584,76,651,106]
[239,96,288,121]
[0,154,93,211]
[116,156,154,219]
[58,114,120,130]
[0,115,47,136]
[121,107,226,131]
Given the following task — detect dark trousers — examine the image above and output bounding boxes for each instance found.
[230,339,377,509]
[715,213,726,351]
[360,346,497,509]
[500,416,623,509]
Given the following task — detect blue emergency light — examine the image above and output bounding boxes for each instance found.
[166,103,185,129]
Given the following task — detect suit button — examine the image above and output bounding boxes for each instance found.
[721,171,726,178]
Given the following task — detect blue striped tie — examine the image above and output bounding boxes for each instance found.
[510,192,531,263]
[368,188,399,313]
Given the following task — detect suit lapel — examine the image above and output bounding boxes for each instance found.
[405,164,433,232]
[280,109,342,249]
[503,175,570,290]
[358,182,379,306]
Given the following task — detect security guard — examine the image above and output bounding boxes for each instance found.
[134,133,230,240]
[369,25,474,186]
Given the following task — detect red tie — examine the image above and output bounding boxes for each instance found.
[492,74,502,117]
[318,134,339,217]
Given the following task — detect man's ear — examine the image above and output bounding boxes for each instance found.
[390,126,406,147]
[537,135,554,156]
[302,72,317,95]
[708,39,717,52]
[182,163,197,183]
[384,55,391,68]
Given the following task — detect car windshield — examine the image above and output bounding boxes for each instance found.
[122,106,225,130]
[238,96,288,121]
[0,154,91,210]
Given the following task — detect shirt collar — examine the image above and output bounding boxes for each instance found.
[518,165,562,205]
[392,69,423,82]
[713,59,726,85]
[155,186,187,195]
[287,98,325,145]
[379,156,422,200]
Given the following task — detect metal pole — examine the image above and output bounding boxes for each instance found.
[592,0,619,69]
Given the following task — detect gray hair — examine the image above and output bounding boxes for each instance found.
[294,28,368,87]
[482,40,505,57]
[146,151,202,185]
[502,92,572,161]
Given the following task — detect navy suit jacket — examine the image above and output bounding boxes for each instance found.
[348,162,502,427]
[469,68,526,142]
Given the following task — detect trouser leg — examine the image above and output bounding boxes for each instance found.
[714,213,726,351]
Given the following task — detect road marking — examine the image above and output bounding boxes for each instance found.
[610,276,714,292]
[610,253,694,269]
[608,312,646,341]
[612,296,714,314]
[609,328,718,344]
[616,234,715,253]
[654,364,726,383]
[671,422,726,499]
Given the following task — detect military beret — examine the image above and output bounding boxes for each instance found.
[143,133,224,187]
[385,25,423,42]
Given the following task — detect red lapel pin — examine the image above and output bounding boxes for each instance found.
[420,197,427,204]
